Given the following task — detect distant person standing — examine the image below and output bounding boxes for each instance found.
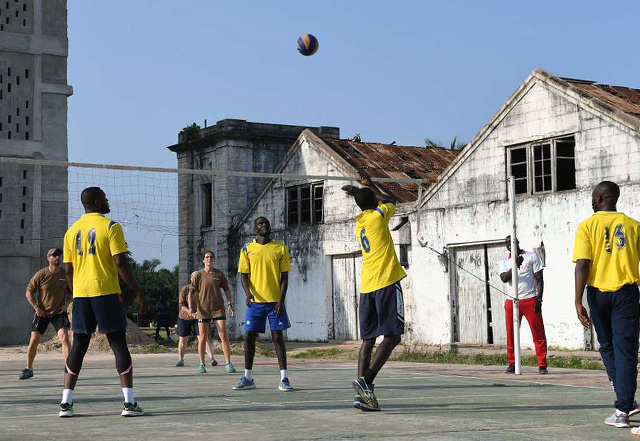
[59,187,148,418]
[574,181,640,432]
[155,298,171,340]
[175,281,198,367]
[498,235,547,375]
[233,217,292,392]
[191,251,235,374]
[18,248,72,380]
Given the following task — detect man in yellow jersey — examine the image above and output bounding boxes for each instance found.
[233,216,292,392]
[574,181,640,432]
[342,175,406,412]
[58,187,148,418]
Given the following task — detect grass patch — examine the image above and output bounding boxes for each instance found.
[292,348,347,359]
[389,350,604,371]
[138,342,174,354]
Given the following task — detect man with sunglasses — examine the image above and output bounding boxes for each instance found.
[18,248,72,380]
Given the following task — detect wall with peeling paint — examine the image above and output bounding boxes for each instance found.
[409,76,640,349]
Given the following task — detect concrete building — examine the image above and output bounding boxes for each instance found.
[169,122,458,340]
[0,0,72,344]
[166,119,340,334]
[411,69,640,350]
[172,69,640,350]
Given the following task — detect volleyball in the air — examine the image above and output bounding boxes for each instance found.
[297,34,319,56]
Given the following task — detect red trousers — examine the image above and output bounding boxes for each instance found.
[505,297,547,367]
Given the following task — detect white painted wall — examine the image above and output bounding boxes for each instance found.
[409,76,640,349]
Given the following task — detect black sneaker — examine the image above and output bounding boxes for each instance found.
[539,366,549,375]
[504,364,515,374]
[58,402,74,418]
[352,377,379,409]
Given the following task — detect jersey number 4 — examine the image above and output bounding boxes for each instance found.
[75,228,97,255]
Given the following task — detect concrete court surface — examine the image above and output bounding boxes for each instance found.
[0,352,636,441]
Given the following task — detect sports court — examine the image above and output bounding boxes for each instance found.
[0,352,632,441]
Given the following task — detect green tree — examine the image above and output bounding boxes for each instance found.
[119,253,179,326]
[179,123,201,142]
[424,136,467,150]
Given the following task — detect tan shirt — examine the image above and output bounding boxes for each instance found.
[191,269,230,319]
[178,285,196,321]
[27,267,68,316]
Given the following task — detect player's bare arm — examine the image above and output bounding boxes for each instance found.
[26,289,45,317]
[65,262,74,296]
[276,272,289,318]
[358,173,397,205]
[574,259,591,328]
[241,272,254,306]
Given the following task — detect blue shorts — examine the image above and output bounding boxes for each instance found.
[72,294,128,335]
[245,302,291,333]
[359,282,405,340]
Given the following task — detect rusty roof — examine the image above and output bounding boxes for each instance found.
[561,77,640,119]
[323,139,460,202]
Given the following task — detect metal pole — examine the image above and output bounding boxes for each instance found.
[508,177,521,375]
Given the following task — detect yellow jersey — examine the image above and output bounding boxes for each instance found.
[63,213,128,297]
[573,211,640,292]
[238,240,290,303]
[356,202,406,293]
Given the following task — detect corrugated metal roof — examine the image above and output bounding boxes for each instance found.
[323,139,460,202]
[562,78,640,119]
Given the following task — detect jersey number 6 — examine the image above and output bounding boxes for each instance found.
[360,228,371,253]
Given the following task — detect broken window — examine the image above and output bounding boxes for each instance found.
[286,182,323,228]
[507,135,576,195]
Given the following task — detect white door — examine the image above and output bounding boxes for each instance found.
[332,255,360,340]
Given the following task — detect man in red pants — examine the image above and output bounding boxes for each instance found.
[499,235,547,374]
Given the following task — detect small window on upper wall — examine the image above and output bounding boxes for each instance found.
[507,135,576,195]
[286,182,324,228]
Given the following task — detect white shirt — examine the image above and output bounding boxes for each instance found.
[499,250,543,301]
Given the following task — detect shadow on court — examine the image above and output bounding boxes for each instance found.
[0,353,632,441]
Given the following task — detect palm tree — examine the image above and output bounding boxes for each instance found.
[424,136,467,150]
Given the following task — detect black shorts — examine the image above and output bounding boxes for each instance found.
[176,317,199,337]
[359,282,405,340]
[72,294,128,335]
[156,314,170,327]
[197,316,226,324]
[31,313,70,335]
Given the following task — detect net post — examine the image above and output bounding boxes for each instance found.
[508,176,521,375]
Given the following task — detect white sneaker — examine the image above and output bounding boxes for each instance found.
[58,403,74,418]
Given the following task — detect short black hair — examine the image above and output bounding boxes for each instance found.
[354,187,376,210]
[80,187,104,206]
[595,181,620,202]
[203,250,214,259]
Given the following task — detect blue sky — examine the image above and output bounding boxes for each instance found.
[66,0,640,266]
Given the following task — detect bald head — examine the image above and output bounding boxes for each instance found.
[592,181,619,212]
